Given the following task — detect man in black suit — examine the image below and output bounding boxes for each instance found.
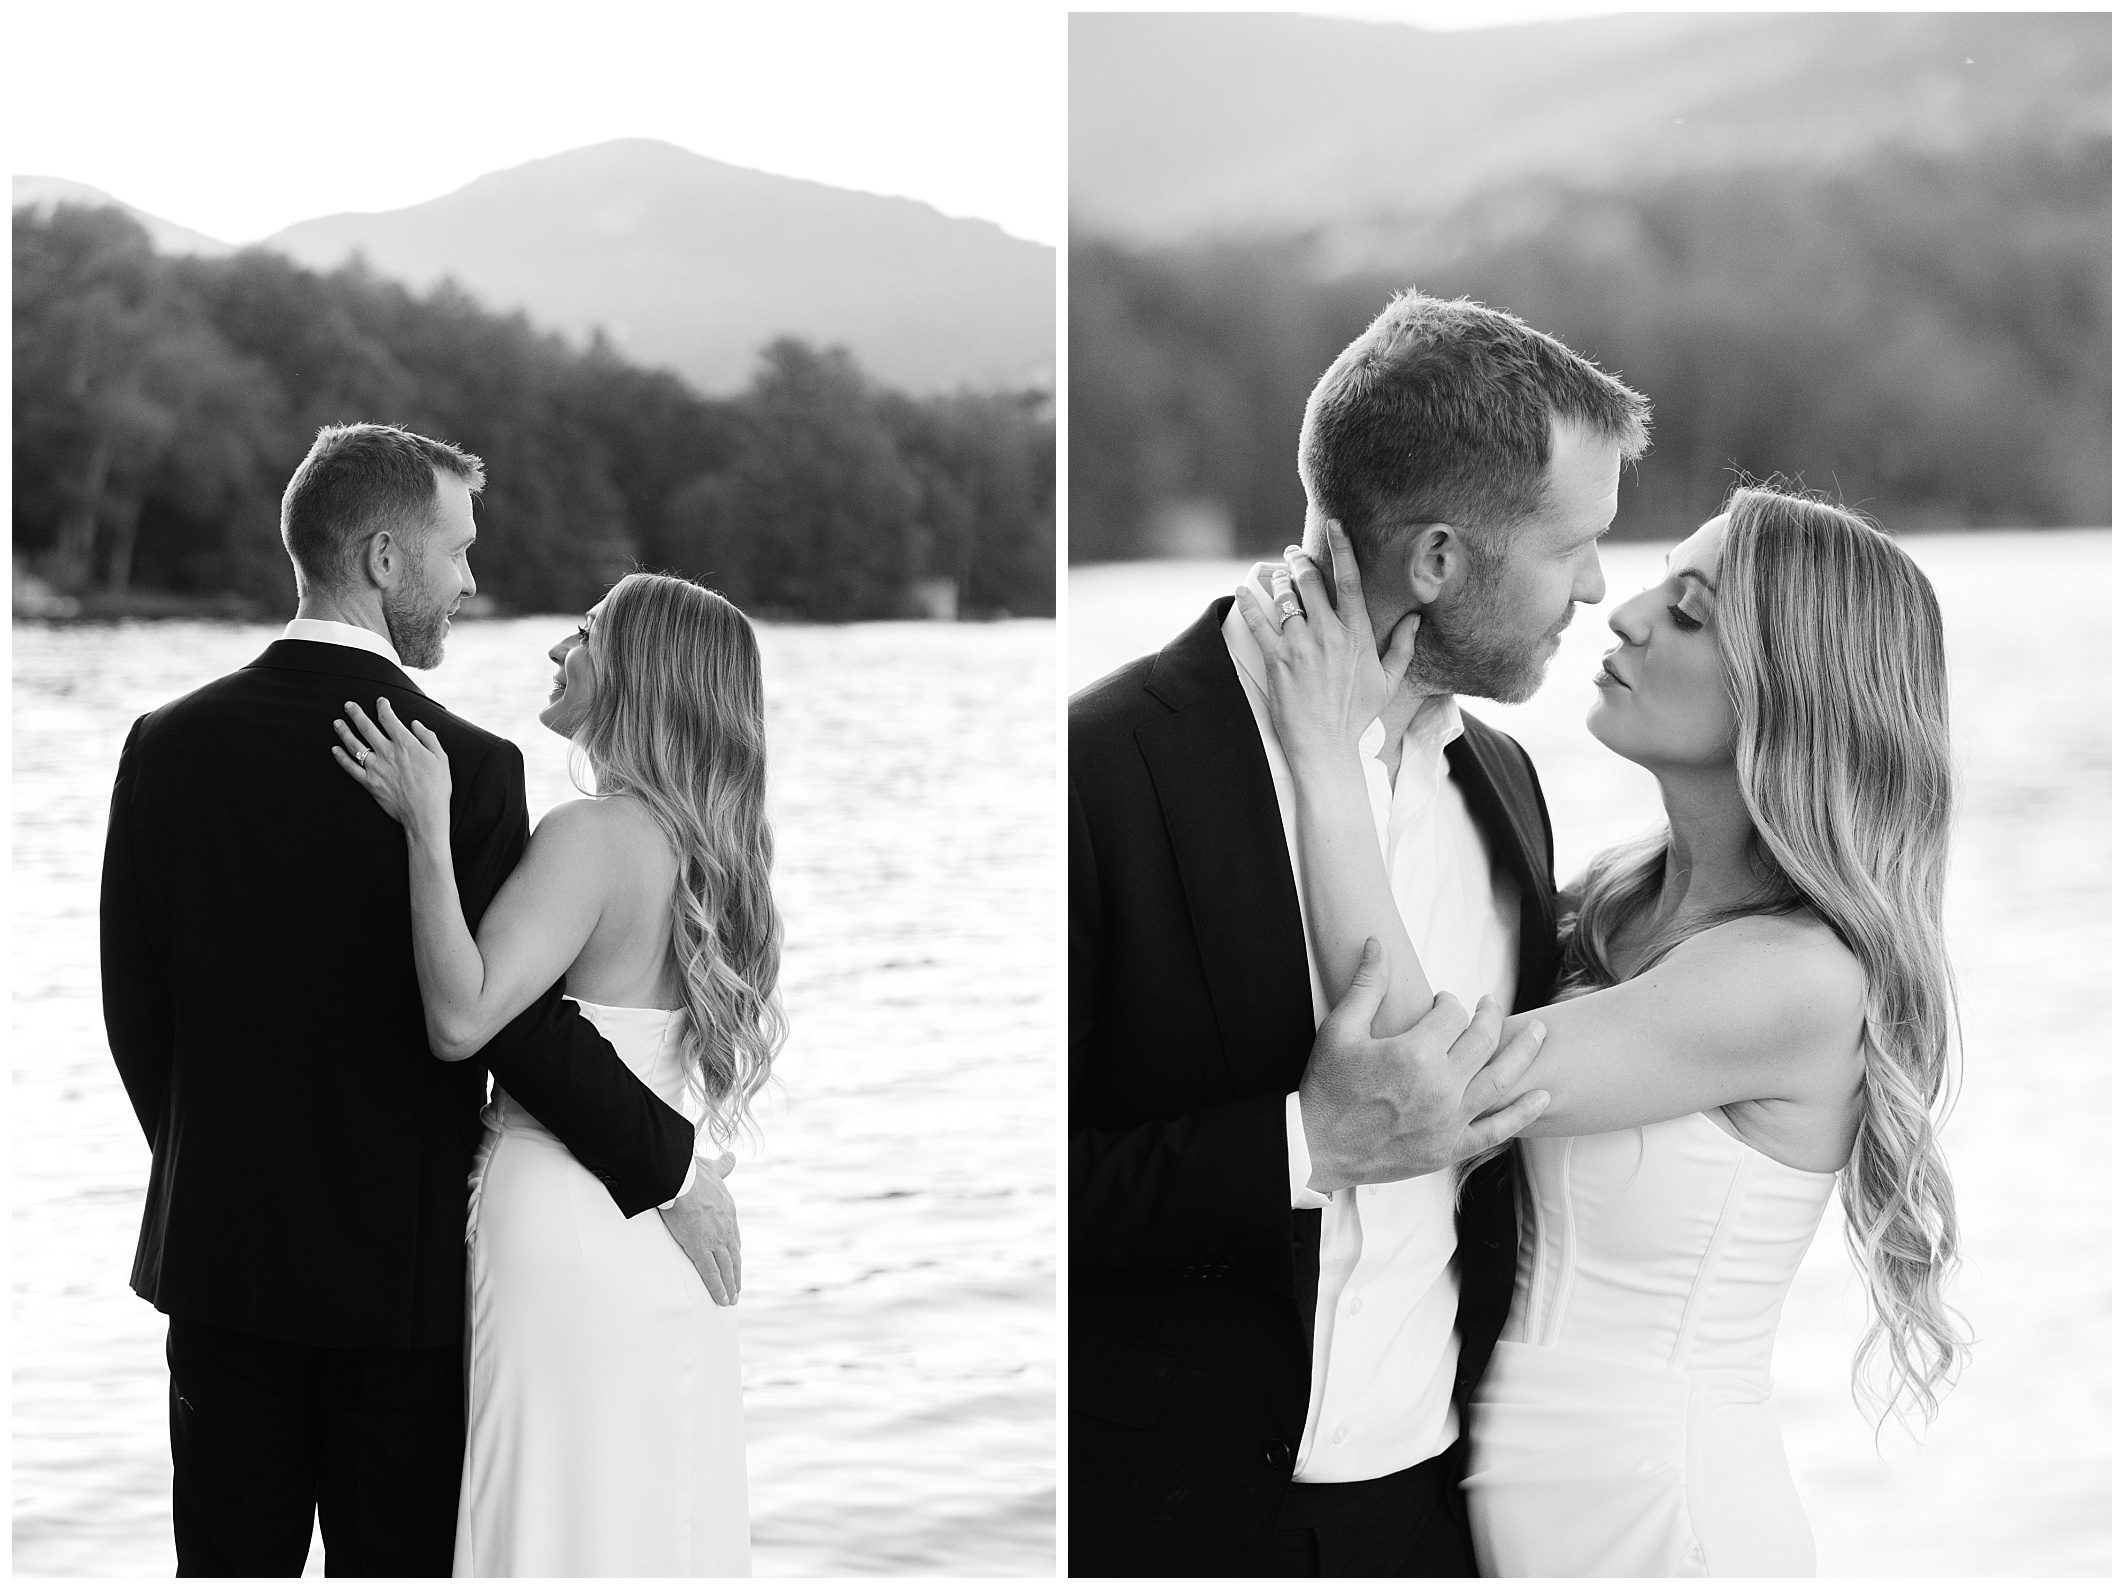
[100,422,735,1575]
[1071,293,1651,1575]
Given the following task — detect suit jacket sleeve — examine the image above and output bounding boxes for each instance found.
[1067,773,1296,1294]
[450,735,694,1217]
[101,717,174,1145]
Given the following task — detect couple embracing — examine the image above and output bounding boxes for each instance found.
[1070,293,1966,1575]
[101,423,779,1575]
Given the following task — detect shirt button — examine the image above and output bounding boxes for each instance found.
[1332,1425,1349,1444]
[1348,1295,1364,1316]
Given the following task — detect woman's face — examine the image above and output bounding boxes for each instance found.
[1587,514,1738,770]
[538,597,606,738]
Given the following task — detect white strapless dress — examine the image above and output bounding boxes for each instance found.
[453,1001,750,1576]
[1464,1111,1836,1577]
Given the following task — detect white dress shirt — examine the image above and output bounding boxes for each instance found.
[281,615,702,1205]
[1221,600,1520,1484]
[282,615,401,663]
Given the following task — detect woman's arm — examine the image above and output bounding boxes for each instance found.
[1497,916,1865,1136]
[1235,525,1437,1037]
[1286,741,1440,1037]
[334,698,606,1061]
[1240,533,1865,1139]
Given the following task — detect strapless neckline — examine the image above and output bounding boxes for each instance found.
[1693,1108,1842,1179]
[570,998,682,1017]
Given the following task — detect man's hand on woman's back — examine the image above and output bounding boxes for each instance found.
[659,1150,742,1306]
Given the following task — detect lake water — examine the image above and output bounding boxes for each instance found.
[1070,530,2110,1578]
[12,616,1056,1577]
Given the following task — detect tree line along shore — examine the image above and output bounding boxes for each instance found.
[15,204,1054,623]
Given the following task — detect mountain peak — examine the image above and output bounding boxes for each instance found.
[263,141,1051,394]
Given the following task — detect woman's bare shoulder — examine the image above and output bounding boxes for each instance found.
[533,793,675,871]
[1714,907,1859,975]
[1676,910,1861,994]
[1672,912,1868,1075]
[529,796,607,842]
[513,798,613,883]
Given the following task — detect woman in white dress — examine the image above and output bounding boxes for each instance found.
[332,571,784,1575]
[1238,488,1965,1575]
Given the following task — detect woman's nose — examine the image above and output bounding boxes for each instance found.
[1607,589,1655,645]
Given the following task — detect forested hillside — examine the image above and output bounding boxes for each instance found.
[16,204,1053,619]
[1071,138,2107,558]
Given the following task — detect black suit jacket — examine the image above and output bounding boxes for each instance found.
[1068,600,1560,1575]
[100,639,697,1351]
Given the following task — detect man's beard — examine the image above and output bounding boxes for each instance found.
[1408,582,1562,704]
[383,582,449,670]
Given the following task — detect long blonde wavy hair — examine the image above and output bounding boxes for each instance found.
[573,572,787,1147]
[1558,485,1968,1428]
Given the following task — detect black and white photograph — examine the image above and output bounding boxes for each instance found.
[1070,5,2107,1579]
[13,2,1056,1576]
[13,0,2115,1582]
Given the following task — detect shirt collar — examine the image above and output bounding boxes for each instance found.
[282,617,401,666]
[1220,583,1465,768]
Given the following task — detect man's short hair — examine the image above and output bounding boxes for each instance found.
[1298,292,1650,559]
[280,423,486,594]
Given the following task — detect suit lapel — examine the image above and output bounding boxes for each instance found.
[1134,601,1316,1102]
[1443,719,1549,1389]
[1447,720,1558,1012]
[1127,607,1553,1352]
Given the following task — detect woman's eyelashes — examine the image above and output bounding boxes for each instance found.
[1643,575,1708,634]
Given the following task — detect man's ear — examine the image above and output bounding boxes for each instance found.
[360,530,397,590]
[1398,522,1462,607]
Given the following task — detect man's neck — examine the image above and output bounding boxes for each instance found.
[293,592,391,642]
[1372,674,1452,785]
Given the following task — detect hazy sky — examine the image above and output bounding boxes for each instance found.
[8,1,1065,246]
[12,1,2077,248]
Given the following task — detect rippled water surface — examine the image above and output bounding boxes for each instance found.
[13,617,1056,1577]
[1072,530,2109,1578]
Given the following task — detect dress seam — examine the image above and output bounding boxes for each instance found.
[1668,1147,1751,1371]
[1544,1137,1577,1347]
